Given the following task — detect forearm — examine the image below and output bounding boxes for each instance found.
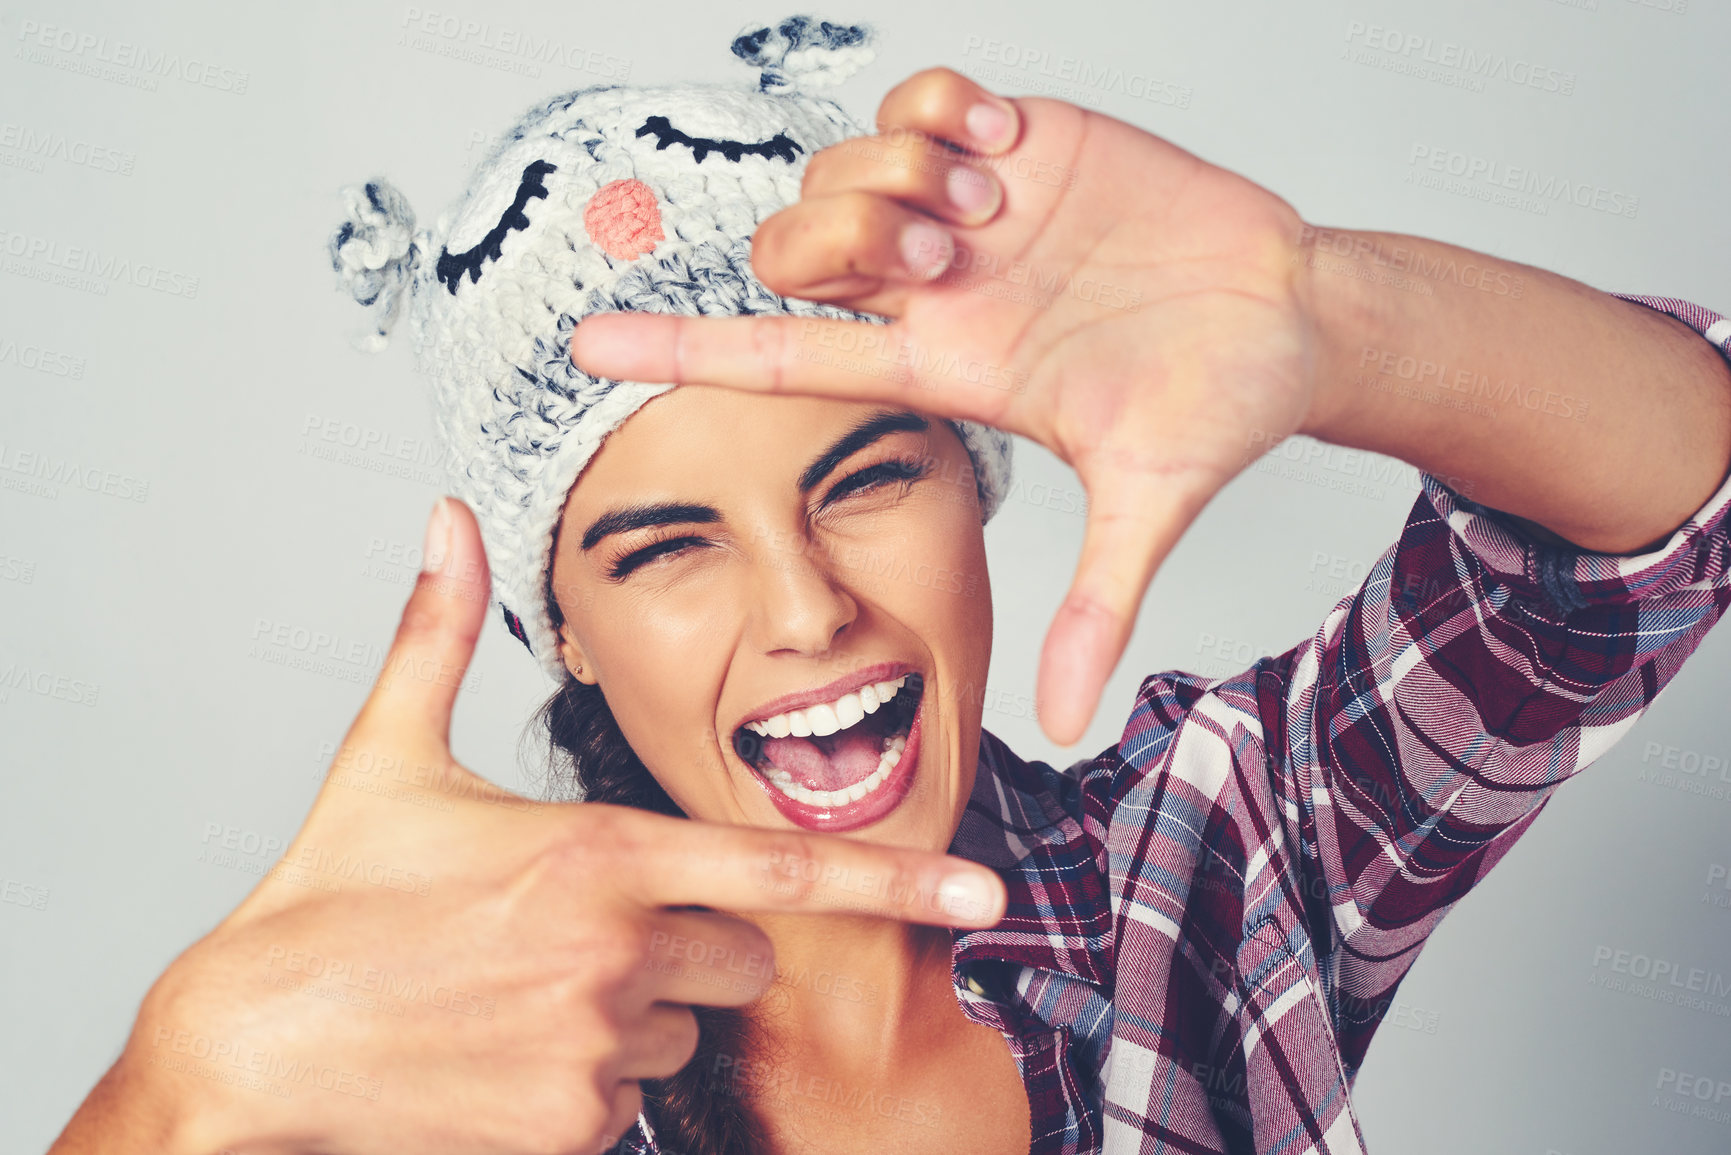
[1293,226,1731,554]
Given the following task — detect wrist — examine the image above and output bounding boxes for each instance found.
[1288,223,1402,445]
[88,972,285,1155]
[49,1044,210,1155]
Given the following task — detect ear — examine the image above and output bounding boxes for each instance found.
[555,620,592,684]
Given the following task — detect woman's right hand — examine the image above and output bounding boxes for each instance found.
[51,497,1006,1155]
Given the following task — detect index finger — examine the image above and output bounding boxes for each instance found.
[622,813,1007,927]
[567,312,1002,428]
[354,496,491,743]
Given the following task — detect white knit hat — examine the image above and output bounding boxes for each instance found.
[329,15,1015,682]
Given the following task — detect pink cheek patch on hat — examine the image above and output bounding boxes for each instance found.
[584,178,665,260]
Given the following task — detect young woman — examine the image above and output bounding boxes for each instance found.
[49,20,1731,1155]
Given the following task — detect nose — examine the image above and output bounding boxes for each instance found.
[744,527,859,658]
[584,178,664,260]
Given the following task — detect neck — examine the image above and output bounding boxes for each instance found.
[738,911,958,1074]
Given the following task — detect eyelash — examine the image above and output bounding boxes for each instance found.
[605,454,933,580]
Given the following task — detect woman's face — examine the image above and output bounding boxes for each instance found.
[547,385,993,853]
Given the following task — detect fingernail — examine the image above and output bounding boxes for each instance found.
[965,99,1014,148]
[900,220,953,280]
[422,496,453,575]
[947,164,998,217]
[936,871,999,923]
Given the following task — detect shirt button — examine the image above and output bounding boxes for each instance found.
[965,974,987,996]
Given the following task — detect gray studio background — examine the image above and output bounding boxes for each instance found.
[3,0,1728,1151]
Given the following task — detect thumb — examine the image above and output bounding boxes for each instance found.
[1035,465,1212,745]
[356,496,492,745]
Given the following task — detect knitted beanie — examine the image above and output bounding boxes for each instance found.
[328,15,1015,683]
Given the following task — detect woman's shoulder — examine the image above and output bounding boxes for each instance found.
[973,654,1304,845]
[994,656,1298,779]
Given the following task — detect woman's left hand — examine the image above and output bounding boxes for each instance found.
[570,67,1322,746]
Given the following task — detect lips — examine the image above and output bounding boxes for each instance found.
[731,660,919,738]
[730,673,926,833]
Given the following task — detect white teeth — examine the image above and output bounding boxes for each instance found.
[805,702,841,737]
[758,729,908,809]
[745,674,909,737]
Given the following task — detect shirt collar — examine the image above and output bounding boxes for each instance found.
[945,728,1114,994]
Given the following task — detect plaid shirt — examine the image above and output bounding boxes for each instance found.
[622,293,1731,1154]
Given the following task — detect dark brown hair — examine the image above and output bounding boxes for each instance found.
[528,669,768,1155]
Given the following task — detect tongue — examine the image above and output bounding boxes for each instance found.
[759,729,883,793]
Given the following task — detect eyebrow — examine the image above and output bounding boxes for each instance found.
[579,409,929,552]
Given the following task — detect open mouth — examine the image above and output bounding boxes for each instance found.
[731,672,925,811]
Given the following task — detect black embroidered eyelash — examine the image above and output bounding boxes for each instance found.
[435,159,557,295]
[634,115,803,164]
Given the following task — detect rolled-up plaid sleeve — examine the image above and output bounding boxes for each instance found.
[1282,295,1731,1076]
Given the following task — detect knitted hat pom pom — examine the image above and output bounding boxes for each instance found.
[731,15,878,92]
[328,180,425,352]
